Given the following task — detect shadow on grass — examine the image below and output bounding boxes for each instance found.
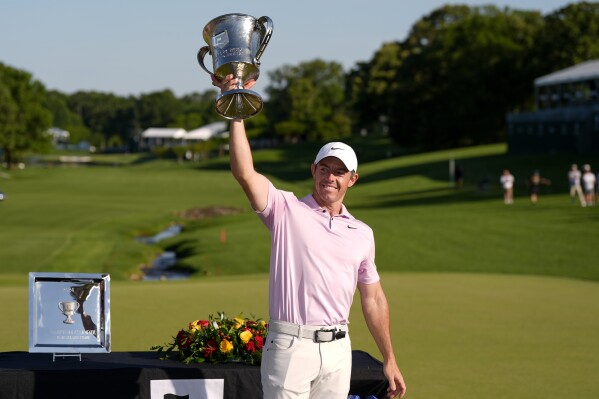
[130,153,160,165]
[196,138,599,209]
[196,136,403,182]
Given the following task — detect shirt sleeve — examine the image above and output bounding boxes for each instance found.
[357,230,380,284]
[256,180,291,231]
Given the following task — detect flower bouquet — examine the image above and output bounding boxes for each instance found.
[151,312,268,365]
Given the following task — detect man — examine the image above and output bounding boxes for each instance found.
[213,74,406,399]
[568,164,585,206]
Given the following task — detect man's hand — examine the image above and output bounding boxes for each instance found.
[384,360,407,398]
[211,74,256,93]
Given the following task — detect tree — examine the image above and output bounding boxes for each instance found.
[0,63,52,167]
[45,90,93,145]
[265,59,351,142]
[347,42,405,136]
[351,5,545,150]
[535,2,599,72]
[173,90,219,130]
[68,91,136,150]
[135,89,180,129]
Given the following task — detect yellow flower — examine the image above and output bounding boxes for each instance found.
[239,330,253,344]
[220,339,233,353]
[258,320,267,328]
[189,320,202,331]
[232,317,244,329]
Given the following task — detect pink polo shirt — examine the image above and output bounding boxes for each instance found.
[257,181,380,326]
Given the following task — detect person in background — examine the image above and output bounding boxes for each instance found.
[454,164,464,190]
[212,74,407,399]
[568,164,586,206]
[582,164,596,207]
[500,169,515,204]
[527,170,551,204]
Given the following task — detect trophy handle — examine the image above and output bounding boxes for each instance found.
[197,46,214,75]
[254,16,273,66]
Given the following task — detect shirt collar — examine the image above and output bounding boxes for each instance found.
[300,194,353,219]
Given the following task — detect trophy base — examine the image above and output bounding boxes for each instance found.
[216,89,263,120]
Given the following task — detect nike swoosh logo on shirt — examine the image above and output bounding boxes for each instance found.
[347,225,358,229]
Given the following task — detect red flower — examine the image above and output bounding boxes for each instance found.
[176,330,192,349]
[189,319,210,331]
[254,335,264,350]
[245,341,256,353]
[203,339,218,358]
[198,320,210,328]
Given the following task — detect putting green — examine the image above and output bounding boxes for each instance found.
[1,272,598,398]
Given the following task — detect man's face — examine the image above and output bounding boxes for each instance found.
[311,156,358,208]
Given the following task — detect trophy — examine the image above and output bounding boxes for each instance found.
[58,301,79,324]
[197,13,273,119]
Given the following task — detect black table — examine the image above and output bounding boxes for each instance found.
[0,350,387,398]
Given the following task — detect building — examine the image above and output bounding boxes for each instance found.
[140,128,186,150]
[183,121,228,142]
[506,59,599,154]
[46,127,70,144]
[140,123,229,151]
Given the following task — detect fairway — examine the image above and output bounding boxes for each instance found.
[1,273,598,398]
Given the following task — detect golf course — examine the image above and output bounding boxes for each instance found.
[1,140,598,398]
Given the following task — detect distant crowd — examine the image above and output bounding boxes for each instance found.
[500,164,597,206]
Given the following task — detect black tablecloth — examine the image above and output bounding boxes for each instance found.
[0,350,387,399]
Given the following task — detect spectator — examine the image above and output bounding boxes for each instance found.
[527,170,551,204]
[500,169,515,204]
[568,164,586,206]
[582,164,596,207]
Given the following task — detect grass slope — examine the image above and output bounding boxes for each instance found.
[1,142,598,282]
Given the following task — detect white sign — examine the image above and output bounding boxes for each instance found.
[150,379,224,399]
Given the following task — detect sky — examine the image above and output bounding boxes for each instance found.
[0,0,583,98]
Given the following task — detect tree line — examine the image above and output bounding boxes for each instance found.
[1,2,598,165]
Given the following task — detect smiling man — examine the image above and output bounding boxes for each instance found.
[213,74,406,399]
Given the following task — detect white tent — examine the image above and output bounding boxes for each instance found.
[47,127,70,143]
[535,59,599,87]
[140,128,187,150]
[184,122,228,141]
[141,128,186,139]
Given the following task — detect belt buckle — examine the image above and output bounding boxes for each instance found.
[314,328,346,343]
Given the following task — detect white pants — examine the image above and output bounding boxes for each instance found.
[261,328,352,398]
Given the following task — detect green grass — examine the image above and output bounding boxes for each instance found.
[2,142,597,281]
[1,141,599,398]
[2,273,598,398]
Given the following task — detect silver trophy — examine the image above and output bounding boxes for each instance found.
[197,13,273,119]
[58,301,79,324]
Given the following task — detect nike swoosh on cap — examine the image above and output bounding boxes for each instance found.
[331,147,345,150]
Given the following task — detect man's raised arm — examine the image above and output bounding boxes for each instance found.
[229,118,269,212]
[211,74,269,211]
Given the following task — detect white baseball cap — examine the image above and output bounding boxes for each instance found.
[314,142,358,172]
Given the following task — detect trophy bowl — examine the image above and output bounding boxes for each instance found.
[197,13,273,119]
